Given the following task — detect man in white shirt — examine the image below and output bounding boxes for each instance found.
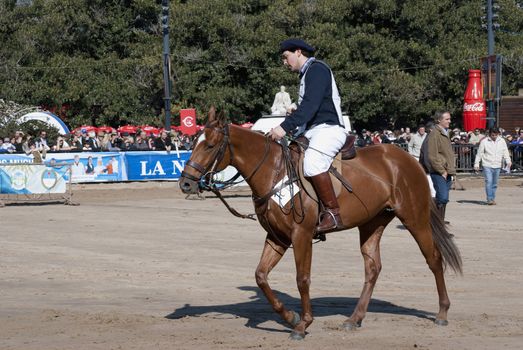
[474,128,512,205]
[408,124,426,160]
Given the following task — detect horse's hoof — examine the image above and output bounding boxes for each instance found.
[289,330,305,340]
[289,311,301,328]
[434,319,448,326]
[342,320,361,331]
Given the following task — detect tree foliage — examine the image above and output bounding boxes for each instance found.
[0,0,522,130]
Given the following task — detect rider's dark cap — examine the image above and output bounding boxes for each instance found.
[279,39,315,54]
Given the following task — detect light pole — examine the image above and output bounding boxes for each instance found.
[161,0,172,130]
[484,0,500,128]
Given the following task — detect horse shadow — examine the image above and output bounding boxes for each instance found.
[456,199,487,205]
[165,286,434,333]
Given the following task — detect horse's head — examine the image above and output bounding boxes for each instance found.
[179,107,232,194]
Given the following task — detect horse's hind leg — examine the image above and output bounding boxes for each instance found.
[343,212,394,330]
[404,221,451,325]
[254,237,299,327]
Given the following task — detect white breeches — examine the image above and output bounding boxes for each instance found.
[303,124,347,177]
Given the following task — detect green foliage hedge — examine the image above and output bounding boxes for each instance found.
[1,0,522,130]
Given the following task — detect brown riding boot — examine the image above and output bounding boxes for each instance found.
[310,172,345,234]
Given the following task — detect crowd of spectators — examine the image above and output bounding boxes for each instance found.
[352,126,523,149]
[0,128,199,155]
[1,124,522,170]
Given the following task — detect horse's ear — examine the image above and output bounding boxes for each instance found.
[217,110,226,126]
[208,106,216,123]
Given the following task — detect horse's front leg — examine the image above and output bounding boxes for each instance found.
[289,231,314,340]
[254,237,299,327]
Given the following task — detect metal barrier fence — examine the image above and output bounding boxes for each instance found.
[388,143,522,173]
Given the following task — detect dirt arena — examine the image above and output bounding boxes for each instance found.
[1,177,522,349]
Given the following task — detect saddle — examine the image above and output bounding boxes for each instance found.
[292,134,356,203]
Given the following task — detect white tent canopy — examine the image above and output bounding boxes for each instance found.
[18,111,70,135]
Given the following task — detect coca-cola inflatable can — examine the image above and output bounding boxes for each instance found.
[462,69,486,131]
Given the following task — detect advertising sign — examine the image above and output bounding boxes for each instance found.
[0,164,69,194]
[124,151,191,181]
[180,108,197,135]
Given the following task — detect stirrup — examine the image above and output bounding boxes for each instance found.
[316,209,344,234]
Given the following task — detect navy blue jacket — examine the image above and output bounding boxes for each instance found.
[280,60,341,133]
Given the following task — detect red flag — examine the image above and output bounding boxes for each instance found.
[180,109,197,135]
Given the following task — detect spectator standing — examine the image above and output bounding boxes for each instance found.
[468,128,482,145]
[13,133,24,153]
[22,134,33,155]
[133,131,150,151]
[69,134,83,152]
[35,131,52,152]
[1,137,16,153]
[54,136,71,152]
[85,131,101,152]
[155,131,173,152]
[408,124,426,160]
[106,133,122,151]
[474,128,512,205]
[425,111,456,221]
[357,129,373,147]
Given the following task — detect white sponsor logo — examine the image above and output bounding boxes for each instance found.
[182,116,194,128]
[463,102,485,112]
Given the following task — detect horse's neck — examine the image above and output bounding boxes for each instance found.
[229,128,282,197]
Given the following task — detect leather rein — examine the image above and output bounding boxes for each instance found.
[181,124,272,221]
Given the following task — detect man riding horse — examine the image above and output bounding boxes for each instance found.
[268,38,348,234]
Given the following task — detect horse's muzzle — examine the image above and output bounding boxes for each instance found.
[179,177,200,194]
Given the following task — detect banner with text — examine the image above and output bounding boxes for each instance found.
[124,151,191,181]
[0,151,190,182]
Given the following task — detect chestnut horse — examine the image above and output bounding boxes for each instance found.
[179,109,462,340]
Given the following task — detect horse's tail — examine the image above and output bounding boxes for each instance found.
[429,199,463,275]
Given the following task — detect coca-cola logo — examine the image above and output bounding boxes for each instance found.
[182,116,194,128]
[463,102,485,112]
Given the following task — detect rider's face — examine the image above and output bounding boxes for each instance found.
[282,50,302,72]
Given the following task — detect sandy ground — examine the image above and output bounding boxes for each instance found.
[1,177,522,350]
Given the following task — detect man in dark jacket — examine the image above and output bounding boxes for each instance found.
[425,111,456,220]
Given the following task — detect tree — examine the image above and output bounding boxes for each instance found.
[0,0,521,130]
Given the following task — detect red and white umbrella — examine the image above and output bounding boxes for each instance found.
[97,126,117,134]
[139,125,160,136]
[117,125,138,134]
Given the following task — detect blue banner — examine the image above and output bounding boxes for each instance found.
[0,151,191,182]
[125,151,191,181]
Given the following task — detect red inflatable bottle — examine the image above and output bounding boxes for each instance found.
[462,69,486,131]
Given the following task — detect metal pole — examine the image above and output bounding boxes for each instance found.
[487,0,494,56]
[486,0,496,128]
[161,0,172,130]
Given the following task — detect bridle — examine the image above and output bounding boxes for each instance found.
[181,123,233,190]
[181,123,273,220]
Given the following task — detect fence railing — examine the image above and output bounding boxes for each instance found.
[389,143,522,173]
